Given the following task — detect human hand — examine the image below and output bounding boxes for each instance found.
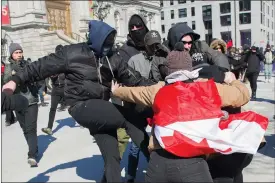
[111,80,120,93]
[224,72,236,84]
[11,70,16,75]
[2,80,16,95]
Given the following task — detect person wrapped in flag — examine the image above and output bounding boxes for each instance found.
[111,50,268,183]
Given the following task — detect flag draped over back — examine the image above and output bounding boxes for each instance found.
[152,80,269,158]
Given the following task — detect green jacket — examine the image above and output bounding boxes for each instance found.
[3,58,39,105]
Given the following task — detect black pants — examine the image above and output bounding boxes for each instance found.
[145,149,213,183]
[6,110,15,122]
[47,94,64,129]
[15,104,39,159]
[246,72,259,94]
[69,99,150,182]
[207,153,253,183]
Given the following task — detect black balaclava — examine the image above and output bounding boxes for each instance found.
[129,15,148,48]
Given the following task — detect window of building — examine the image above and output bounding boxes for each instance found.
[202,5,212,18]
[192,21,196,30]
[160,0,163,7]
[240,30,251,46]
[267,19,269,27]
[239,13,251,24]
[191,7,195,16]
[272,10,274,17]
[178,8,187,18]
[267,32,270,41]
[239,0,251,12]
[171,10,175,19]
[204,20,212,29]
[220,2,231,14]
[263,2,265,12]
[161,11,164,20]
[220,15,231,26]
[221,31,232,43]
[261,0,263,12]
[178,0,186,4]
[205,33,213,45]
[161,25,165,33]
[170,0,174,5]
[191,0,195,2]
[262,14,265,25]
[267,6,269,15]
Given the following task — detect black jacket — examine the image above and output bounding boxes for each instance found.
[243,51,265,73]
[4,58,39,105]
[11,43,154,106]
[227,53,246,71]
[118,14,149,63]
[51,73,65,96]
[165,23,230,71]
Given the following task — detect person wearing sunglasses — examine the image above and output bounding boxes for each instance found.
[164,23,230,71]
[117,14,150,165]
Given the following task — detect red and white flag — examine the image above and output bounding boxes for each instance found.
[152,80,269,157]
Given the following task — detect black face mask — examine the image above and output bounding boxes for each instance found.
[146,44,158,56]
[130,28,147,48]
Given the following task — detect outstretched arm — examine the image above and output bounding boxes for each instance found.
[112,82,165,106]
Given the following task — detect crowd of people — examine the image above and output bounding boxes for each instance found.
[1,13,273,183]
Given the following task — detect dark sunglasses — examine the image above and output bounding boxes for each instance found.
[182,41,193,45]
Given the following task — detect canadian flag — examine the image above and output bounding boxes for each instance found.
[152,80,269,157]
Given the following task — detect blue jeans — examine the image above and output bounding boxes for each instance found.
[264,64,273,80]
[38,87,45,103]
[127,141,140,180]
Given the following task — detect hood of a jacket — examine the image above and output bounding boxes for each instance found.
[210,39,227,53]
[167,23,200,50]
[128,14,149,33]
[165,68,201,84]
[88,20,117,57]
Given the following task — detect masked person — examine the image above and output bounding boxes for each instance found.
[117,14,150,160]
[2,20,154,182]
[111,51,267,183]
[3,43,40,167]
[243,46,265,99]
[125,30,163,182]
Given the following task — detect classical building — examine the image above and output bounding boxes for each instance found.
[1,0,161,62]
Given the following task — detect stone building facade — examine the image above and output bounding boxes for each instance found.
[1,0,161,62]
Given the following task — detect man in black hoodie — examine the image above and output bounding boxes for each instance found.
[2,20,153,182]
[119,14,149,62]
[153,23,230,81]
[243,46,265,99]
[117,14,151,161]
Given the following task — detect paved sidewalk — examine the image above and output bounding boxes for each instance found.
[1,75,274,182]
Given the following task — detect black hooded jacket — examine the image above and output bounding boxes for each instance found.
[118,14,149,63]
[11,21,154,107]
[165,23,230,71]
